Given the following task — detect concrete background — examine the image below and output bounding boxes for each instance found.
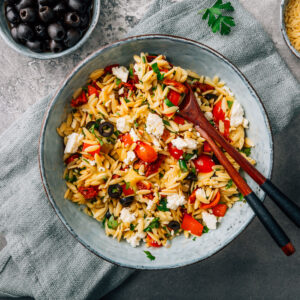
[0,0,299,299]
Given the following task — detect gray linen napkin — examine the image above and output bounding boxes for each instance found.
[0,0,299,299]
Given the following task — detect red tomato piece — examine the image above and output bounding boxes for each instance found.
[189,189,197,204]
[193,154,215,173]
[168,143,183,160]
[112,174,121,179]
[71,91,88,107]
[212,100,225,124]
[146,55,157,62]
[167,89,181,106]
[78,186,99,199]
[145,154,165,177]
[88,85,99,97]
[82,143,101,158]
[136,181,152,190]
[159,68,169,73]
[120,133,134,147]
[173,115,185,125]
[65,154,79,164]
[144,193,154,200]
[161,128,170,142]
[163,79,188,94]
[181,214,204,236]
[212,203,227,217]
[121,184,135,196]
[135,141,158,163]
[201,191,221,209]
[223,119,230,139]
[146,234,162,247]
[192,82,214,92]
[104,64,119,73]
[203,141,212,153]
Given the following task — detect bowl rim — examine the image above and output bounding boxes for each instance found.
[280,0,300,59]
[0,0,101,60]
[39,34,274,270]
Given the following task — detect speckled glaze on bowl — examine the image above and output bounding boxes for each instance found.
[0,0,101,59]
[280,0,300,59]
[39,35,273,269]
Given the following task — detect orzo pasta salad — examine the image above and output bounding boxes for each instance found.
[57,53,255,249]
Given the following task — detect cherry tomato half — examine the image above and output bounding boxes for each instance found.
[203,141,212,153]
[121,184,135,196]
[173,115,185,125]
[181,214,203,236]
[212,100,225,124]
[146,235,162,247]
[78,186,99,199]
[212,203,227,217]
[168,143,183,160]
[193,154,215,173]
[82,143,101,157]
[120,133,133,147]
[135,141,158,163]
[104,64,119,73]
[163,79,188,94]
[88,85,99,97]
[201,191,221,209]
[71,91,87,107]
[167,89,181,106]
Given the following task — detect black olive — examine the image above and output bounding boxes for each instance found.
[80,14,90,30]
[65,12,81,28]
[20,7,37,22]
[6,8,20,24]
[49,39,64,53]
[168,221,180,231]
[67,0,87,12]
[38,0,57,6]
[10,27,20,42]
[108,184,123,198]
[35,24,47,38]
[186,172,198,181]
[212,154,220,165]
[5,5,14,13]
[119,196,134,207]
[85,121,96,130]
[26,39,43,52]
[53,2,67,18]
[98,122,114,137]
[204,93,218,101]
[39,6,54,23]
[5,0,20,5]
[16,0,36,11]
[105,210,111,219]
[48,23,65,41]
[17,23,34,41]
[64,28,81,47]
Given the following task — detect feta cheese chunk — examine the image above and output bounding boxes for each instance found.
[124,150,136,165]
[202,211,217,230]
[146,113,164,138]
[195,188,206,201]
[167,194,187,210]
[126,232,146,248]
[129,128,139,142]
[134,63,143,79]
[112,66,129,83]
[64,133,84,154]
[146,200,155,211]
[230,101,245,127]
[116,117,131,133]
[204,111,213,121]
[120,208,136,223]
[171,137,198,151]
[242,118,249,128]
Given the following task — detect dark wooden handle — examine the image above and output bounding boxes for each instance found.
[261,180,300,227]
[196,126,295,256]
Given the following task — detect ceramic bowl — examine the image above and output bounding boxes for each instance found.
[0,0,101,59]
[39,35,273,269]
[280,0,300,59]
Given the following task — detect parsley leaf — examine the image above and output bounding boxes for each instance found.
[225,179,233,189]
[157,198,169,212]
[151,63,164,81]
[163,119,171,126]
[192,237,197,241]
[65,174,77,183]
[142,56,146,63]
[129,68,134,77]
[164,98,175,107]
[238,193,244,201]
[124,98,130,103]
[130,224,136,231]
[144,250,155,261]
[227,100,233,109]
[144,217,160,232]
[200,0,235,35]
[241,147,251,157]
[203,225,210,233]
[125,182,130,190]
[116,78,122,86]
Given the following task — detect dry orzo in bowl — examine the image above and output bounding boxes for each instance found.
[57,52,256,250]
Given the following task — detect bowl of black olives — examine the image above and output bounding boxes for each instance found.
[0,0,100,59]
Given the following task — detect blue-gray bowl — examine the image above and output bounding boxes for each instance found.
[280,0,300,59]
[39,35,273,269]
[0,1,101,59]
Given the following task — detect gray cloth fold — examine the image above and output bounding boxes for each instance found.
[0,0,299,299]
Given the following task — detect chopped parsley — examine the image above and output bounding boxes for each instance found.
[203,226,209,233]
[157,198,169,212]
[192,237,197,241]
[241,147,251,157]
[116,78,122,86]
[151,63,164,81]
[159,172,164,179]
[125,182,130,190]
[129,68,134,77]
[83,158,90,164]
[130,224,136,231]
[107,216,118,229]
[144,217,160,232]
[65,174,77,183]
[163,119,171,126]
[144,250,155,261]
[134,121,139,128]
[199,0,235,35]
[114,130,120,138]
[164,98,175,107]
[227,100,233,109]
[191,167,197,174]
[179,159,188,172]
[183,151,197,161]
[238,193,244,201]
[124,98,130,103]
[209,120,215,126]
[142,56,146,63]
[82,87,88,92]
[225,179,233,189]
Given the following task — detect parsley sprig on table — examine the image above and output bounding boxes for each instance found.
[199,0,235,35]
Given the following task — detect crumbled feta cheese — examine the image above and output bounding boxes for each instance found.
[126,232,145,248]
[242,118,249,128]
[112,66,129,83]
[64,133,84,154]
[171,137,198,150]
[146,113,164,138]
[120,208,136,223]
[116,117,131,133]
[134,63,143,79]
[230,101,244,127]
[195,188,206,201]
[124,150,136,165]
[146,200,155,211]
[129,128,139,142]
[87,159,96,166]
[202,211,217,230]
[118,87,124,95]
[167,194,187,210]
[204,111,213,121]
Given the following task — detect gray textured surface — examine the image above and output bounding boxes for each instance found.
[0,0,299,299]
